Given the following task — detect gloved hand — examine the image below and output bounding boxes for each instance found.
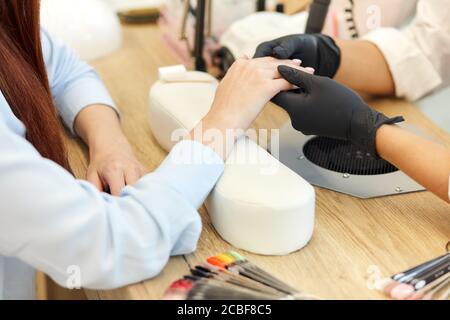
[273,66,404,157]
[254,34,341,78]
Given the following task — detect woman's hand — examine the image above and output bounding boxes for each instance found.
[190,57,313,159]
[87,134,147,196]
[74,104,147,196]
[207,57,312,132]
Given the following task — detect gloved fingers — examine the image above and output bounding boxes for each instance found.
[278,65,314,93]
[273,36,303,59]
[253,40,279,58]
[272,91,306,114]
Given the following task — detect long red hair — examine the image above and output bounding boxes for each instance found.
[0,0,70,170]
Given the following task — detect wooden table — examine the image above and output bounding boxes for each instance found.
[63,24,450,300]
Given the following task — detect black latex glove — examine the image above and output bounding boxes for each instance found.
[254,34,341,78]
[273,66,405,157]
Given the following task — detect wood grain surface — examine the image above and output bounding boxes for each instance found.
[60,24,449,300]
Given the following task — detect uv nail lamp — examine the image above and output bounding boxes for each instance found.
[276,122,426,198]
[149,66,315,255]
[217,11,308,73]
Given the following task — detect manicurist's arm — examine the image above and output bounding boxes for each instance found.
[333,39,395,96]
[272,66,450,203]
[376,125,450,202]
[255,0,450,101]
[254,34,396,97]
[42,29,145,195]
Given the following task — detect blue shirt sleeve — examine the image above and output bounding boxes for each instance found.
[0,115,224,289]
[41,29,119,134]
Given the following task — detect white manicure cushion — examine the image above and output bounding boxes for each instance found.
[149,69,315,255]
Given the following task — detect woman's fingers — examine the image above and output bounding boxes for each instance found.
[87,169,104,192]
[271,78,296,93]
[124,166,145,186]
[102,168,126,196]
[255,58,312,79]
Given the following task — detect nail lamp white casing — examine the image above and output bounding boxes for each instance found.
[106,0,165,12]
[220,11,308,61]
[41,0,122,61]
[149,67,315,255]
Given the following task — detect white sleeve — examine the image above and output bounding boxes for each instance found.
[363,0,450,101]
[0,118,224,289]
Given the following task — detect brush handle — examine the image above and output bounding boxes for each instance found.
[395,253,450,282]
[411,261,450,290]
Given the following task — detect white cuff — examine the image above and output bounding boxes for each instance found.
[363,28,442,101]
[140,140,224,209]
[55,76,120,134]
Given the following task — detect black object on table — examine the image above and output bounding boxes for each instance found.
[305,0,331,34]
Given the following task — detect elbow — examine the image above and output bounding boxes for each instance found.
[67,254,172,291]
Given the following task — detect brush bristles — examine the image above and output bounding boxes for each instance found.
[162,251,319,300]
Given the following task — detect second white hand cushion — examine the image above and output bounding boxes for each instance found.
[149,69,315,255]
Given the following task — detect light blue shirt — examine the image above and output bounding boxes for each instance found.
[0,30,224,299]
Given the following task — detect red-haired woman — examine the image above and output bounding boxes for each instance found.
[0,1,303,299]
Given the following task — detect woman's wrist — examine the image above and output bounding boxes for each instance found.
[88,129,131,158]
[74,104,127,155]
[375,124,390,159]
[204,105,248,133]
[375,124,405,160]
[187,106,248,160]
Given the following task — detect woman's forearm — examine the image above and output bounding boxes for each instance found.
[376,125,450,202]
[334,39,395,96]
[74,104,125,153]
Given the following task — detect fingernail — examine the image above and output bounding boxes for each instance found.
[305,67,315,74]
[292,59,302,65]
